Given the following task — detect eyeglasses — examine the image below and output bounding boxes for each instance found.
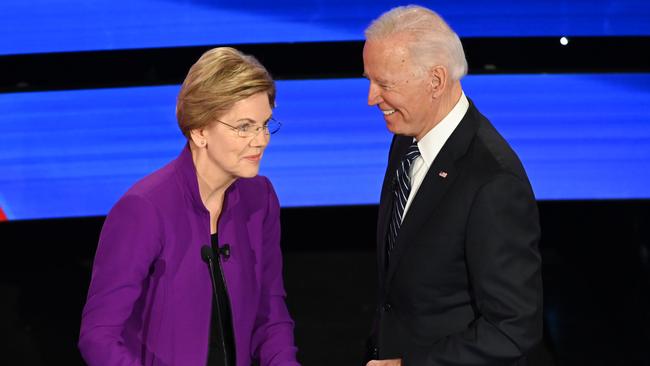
[215,117,282,138]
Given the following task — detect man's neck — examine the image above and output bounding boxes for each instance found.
[416,81,463,140]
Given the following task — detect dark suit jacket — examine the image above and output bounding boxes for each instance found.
[368,101,543,365]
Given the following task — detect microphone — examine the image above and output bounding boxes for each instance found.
[217,244,230,260]
[203,243,231,261]
[200,246,221,308]
[200,245,232,366]
[201,245,214,264]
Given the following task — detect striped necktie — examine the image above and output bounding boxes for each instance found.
[387,142,421,258]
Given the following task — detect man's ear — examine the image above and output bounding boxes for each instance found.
[429,65,448,98]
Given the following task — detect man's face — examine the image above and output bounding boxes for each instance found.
[363,34,437,139]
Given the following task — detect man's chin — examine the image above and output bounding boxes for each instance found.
[384,118,402,135]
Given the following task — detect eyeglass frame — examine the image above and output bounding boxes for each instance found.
[213,117,282,138]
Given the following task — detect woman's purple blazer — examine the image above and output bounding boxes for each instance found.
[79,145,299,366]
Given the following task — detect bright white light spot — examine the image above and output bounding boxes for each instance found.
[560,37,569,46]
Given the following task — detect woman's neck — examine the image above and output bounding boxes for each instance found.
[191,146,236,227]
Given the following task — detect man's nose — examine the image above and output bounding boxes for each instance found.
[367,83,382,106]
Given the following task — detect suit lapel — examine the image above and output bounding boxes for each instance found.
[384,147,458,288]
[382,102,481,293]
[377,136,411,288]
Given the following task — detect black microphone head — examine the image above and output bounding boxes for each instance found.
[218,244,231,260]
[200,245,214,263]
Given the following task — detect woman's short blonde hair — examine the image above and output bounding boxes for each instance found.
[176,47,275,138]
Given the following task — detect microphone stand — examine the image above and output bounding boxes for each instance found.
[201,245,232,366]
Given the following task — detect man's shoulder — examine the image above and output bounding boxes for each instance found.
[467,109,529,182]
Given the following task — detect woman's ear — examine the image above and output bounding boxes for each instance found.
[189,128,207,148]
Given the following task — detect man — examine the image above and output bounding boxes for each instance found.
[362,5,544,366]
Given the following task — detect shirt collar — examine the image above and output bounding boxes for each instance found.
[416,91,469,168]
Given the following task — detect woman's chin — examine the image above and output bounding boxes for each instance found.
[237,169,260,179]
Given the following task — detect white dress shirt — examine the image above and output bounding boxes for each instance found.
[402,92,469,220]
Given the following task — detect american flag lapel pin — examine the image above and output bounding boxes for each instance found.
[438,171,448,178]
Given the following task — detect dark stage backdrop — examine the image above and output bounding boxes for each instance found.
[1,202,649,365]
[1,1,650,365]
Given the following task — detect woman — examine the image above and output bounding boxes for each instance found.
[79,47,300,366]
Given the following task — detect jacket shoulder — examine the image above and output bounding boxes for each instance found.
[470,112,530,183]
[236,175,277,205]
[119,157,184,210]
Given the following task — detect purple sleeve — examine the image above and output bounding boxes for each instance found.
[79,194,163,366]
[250,179,300,366]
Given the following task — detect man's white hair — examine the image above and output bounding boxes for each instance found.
[365,5,468,81]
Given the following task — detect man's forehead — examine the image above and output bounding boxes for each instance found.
[366,39,411,63]
[365,47,413,76]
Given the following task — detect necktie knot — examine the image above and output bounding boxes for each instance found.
[403,142,421,166]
